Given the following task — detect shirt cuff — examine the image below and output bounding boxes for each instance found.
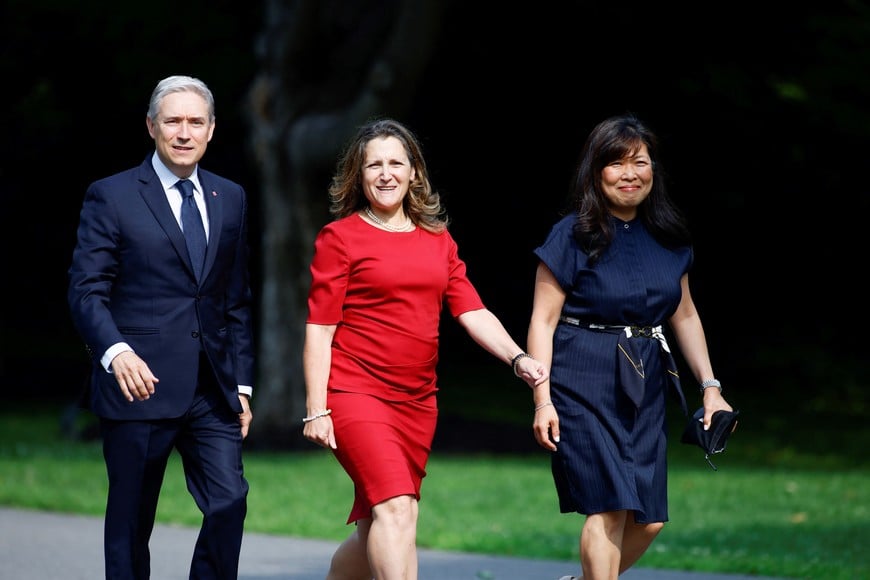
[102,342,133,373]
[238,385,253,398]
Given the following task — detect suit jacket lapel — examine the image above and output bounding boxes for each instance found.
[199,176,223,282]
[135,160,200,281]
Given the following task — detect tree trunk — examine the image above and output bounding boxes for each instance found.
[244,0,446,446]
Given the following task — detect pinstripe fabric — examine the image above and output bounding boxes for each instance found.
[534,214,692,523]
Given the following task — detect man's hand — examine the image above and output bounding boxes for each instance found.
[110,351,159,402]
[238,395,253,439]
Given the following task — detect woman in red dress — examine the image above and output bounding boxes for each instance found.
[302,118,548,580]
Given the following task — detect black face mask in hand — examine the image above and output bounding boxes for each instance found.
[681,408,740,471]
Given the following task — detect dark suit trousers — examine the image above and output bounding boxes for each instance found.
[99,361,248,580]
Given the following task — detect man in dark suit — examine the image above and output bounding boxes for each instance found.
[68,75,255,579]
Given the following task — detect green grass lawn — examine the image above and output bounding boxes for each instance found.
[2,368,868,580]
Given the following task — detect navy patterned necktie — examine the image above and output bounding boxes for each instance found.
[177,179,206,280]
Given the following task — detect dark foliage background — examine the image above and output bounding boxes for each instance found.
[2,1,867,432]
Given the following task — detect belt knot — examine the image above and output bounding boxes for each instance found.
[558,315,686,415]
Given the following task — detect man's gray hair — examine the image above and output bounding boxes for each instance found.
[147,75,215,123]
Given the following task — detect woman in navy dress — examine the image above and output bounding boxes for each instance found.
[526,114,734,580]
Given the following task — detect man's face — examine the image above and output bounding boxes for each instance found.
[146,90,214,178]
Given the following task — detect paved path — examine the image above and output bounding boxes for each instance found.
[0,507,790,579]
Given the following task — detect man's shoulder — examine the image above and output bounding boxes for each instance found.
[198,167,247,202]
[88,157,153,188]
[199,166,243,187]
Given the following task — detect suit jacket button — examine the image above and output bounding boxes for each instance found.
[191,331,200,338]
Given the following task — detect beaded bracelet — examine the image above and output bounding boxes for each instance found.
[511,352,533,377]
[302,409,332,423]
[699,378,722,393]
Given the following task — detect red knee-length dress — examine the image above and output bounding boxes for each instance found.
[306,213,484,523]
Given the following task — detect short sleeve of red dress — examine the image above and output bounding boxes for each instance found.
[443,230,486,317]
[307,224,349,324]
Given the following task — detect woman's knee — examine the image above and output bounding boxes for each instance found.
[642,521,665,539]
[372,494,417,526]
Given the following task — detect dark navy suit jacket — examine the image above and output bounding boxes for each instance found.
[68,156,255,420]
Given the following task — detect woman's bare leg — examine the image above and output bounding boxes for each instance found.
[326,519,373,580]
[617,512,663,573]
[580,511,626,579]
[368,495,418,580]
[578,510,663,579]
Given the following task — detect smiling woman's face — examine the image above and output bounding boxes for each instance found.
[361,136,416,212]
[600,143,653,221]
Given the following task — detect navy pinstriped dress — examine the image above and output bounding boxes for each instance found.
[534,214,692,523]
